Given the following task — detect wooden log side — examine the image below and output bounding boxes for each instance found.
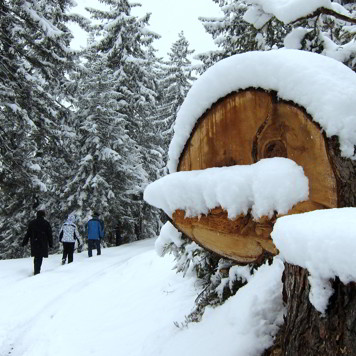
[174,89,339,263]
[173,200,326,264]
[173,208,277,263]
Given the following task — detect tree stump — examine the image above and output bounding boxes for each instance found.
[264,263,356,356]
[172,89,355,264]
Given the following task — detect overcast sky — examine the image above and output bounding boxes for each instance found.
[70,0,221,59]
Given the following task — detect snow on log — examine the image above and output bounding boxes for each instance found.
[144,158,309,262]
[272,208,356,313]
[145,49,356,264]
[168,50,356,173]
[266,208,356,355]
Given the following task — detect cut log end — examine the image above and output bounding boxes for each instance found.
[172,89,339,264]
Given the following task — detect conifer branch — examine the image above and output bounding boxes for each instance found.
[291,6,356,24]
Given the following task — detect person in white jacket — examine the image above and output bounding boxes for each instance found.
[59,213,82,265]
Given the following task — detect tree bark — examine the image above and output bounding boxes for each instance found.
[265,263,356,356]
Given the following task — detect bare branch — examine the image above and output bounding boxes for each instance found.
[291,6,356,24]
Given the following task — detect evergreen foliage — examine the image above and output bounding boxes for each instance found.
[159,230,265,326]
[155,32,196,163]
[196,0,355,73]
[0,0,167,258]
[63,0,164,243]
[0,0,79,258]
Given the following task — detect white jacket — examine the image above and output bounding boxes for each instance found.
[59,214,82,245]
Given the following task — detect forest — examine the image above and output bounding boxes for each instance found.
[1,1,356,355]
[0,0,355,262]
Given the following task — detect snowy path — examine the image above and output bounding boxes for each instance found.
[0,238,284,356]
[0,239,198,356]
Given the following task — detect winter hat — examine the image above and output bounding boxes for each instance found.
[37,210,46,218]
[93,212,100,217]
[67,213,76,224]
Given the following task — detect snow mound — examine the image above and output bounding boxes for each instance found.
[155,221,183,256]
[272,208,356,313]
[168,49,356,173]
[144,157,309,219]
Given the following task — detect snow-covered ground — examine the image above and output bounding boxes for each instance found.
[0,238,284,356]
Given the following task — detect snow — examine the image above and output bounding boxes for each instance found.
[243,6,272,29]
[167,49,356,173]
[322,37,356,64]
[284,27,311,49]
[272,208,356,314]
[155,221,183,257]
[145,157,308,220]
[0,239,285,356]
[22,1,63,38]
[245,0,332,24]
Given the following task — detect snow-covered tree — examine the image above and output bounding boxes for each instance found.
[155,32,196,161]
[0,0,79,258]
[196,0,290,72]
[62,0,163,242]
[196,0,356,72]
[280,1,356,70]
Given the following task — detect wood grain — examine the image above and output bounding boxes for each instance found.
[174,90,338,263]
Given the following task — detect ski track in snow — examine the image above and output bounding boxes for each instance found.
[0,240,155,356]
[0,238,284,356]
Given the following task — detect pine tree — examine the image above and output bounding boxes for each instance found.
[196,0,355,73]
[196,1,289,73]
[156,32,196,165]
[64,0,163,242]
[0,0,78,258]
[282,1,356,70]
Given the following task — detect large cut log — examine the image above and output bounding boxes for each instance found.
[172,89,348,263]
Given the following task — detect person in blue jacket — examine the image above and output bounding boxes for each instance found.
[87,212,104,257]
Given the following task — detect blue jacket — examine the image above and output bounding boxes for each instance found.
[87,218,104,240]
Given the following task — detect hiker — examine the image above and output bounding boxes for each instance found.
[22,210,53,275]
[87,212,104,257]
[59,213,82,265]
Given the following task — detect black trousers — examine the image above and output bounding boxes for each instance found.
[88,239,101,257]
[62,242,75,263]
[34,257,43,275]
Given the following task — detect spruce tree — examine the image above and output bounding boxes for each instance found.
[66,0,163,242]
[197,0,355,72]
[196,1,283,73]
[156,32,196,165]
[0,0,78,258]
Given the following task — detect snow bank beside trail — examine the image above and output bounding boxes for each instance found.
[144,157,308,220]
[155,221,183,256]
[162,258,285,356]
[168,50,356,173]
[272,208,356,314]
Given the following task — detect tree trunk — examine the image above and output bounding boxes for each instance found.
[264,263,356,356]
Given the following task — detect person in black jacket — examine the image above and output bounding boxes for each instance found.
[22,210,53,275]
